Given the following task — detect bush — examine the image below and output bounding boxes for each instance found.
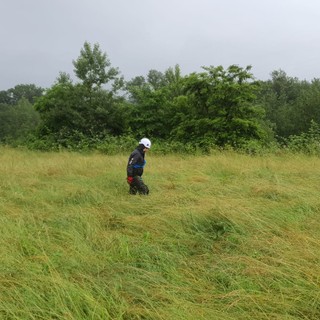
[286,120,320,155]
[238,139,281,156]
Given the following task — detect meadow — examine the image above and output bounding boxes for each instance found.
[0,147,320,319]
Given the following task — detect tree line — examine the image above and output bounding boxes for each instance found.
[1,41,320,154]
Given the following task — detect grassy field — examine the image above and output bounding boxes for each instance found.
[0,147,320,320]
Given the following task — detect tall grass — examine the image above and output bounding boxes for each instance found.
[1,147,320,319]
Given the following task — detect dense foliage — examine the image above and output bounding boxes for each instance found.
[1,42,320,153]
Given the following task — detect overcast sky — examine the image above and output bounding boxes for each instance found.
[1,0,320,90]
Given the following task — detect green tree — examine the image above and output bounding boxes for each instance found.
[257,70,303,139]
[55,72,73,85]
[147,69,166,90]
[35,81,127,139]
[125,64,270,148]
[164,64,184,97]
[125,66,185,139]
[0,84,44,105]
[0,91,12,105]
[170,65,270,147]
[34,82,84,138]
[73,41,120,92]
[0,98,40,142]
[290,79,320,135]
[34,43,128,147]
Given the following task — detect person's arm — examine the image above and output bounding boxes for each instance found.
[127,151,140,181]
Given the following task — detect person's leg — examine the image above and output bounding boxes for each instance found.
[140,184,149,195]
[134,176,149,195]
[129,184,138,195]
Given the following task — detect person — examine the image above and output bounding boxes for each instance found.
[126,138,151,195]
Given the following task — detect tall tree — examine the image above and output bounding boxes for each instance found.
[170,65,270,147]
[291,78,320,134]
[0,98,40,141]
[34,43,128,146]
[257,70,309,138]
[125,66,185,139]
[0,84,44,105]
[73,41,120,92]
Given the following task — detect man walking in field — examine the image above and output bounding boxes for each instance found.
[126,138,151,195]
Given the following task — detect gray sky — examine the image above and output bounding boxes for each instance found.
[1,0,320,90]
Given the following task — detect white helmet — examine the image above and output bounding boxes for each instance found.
[139,138,151,149]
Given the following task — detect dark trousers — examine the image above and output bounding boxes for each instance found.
[129,176,149,195]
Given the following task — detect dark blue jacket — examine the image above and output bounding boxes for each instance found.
[127,145,146,177]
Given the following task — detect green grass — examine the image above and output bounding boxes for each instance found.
[1,147,320,319]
